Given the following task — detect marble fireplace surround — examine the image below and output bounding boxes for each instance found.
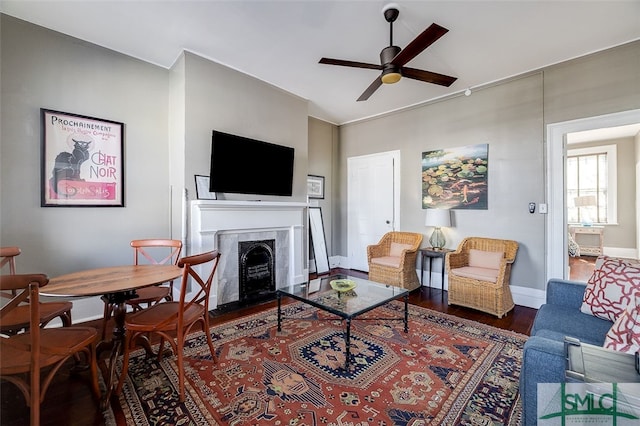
[190,200,307,309]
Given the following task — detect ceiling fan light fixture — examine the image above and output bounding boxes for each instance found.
[318,6,456,101]
[381,70,402,84]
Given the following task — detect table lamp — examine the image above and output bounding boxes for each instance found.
[574,195,597,226]
[425,209,451,249]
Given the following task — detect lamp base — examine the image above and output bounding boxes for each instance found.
[429,228,446,249]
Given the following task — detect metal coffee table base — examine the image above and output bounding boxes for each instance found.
[277,293,409,370]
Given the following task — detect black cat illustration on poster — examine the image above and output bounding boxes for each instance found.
[49,138,91,196]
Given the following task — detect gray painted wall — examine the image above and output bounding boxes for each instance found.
[170,52,309,251]
[340,74,546,290]
[543,41,640,125]
[1,15,308,301]
[338,40,640,292]
[1,15,170,276]
[308,117,338,257]
[180,52,309,206]
[2,13,639,307]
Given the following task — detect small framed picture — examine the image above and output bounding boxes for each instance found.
[195,175,217,200]
[307,175,325,199]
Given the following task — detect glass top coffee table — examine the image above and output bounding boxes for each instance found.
[276,274,409,370]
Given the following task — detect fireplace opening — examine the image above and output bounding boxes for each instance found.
[239,239,276,303]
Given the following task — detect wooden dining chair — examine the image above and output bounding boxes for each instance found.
[1,246,73,335]
[116,250,221,402]
[1,246,21,275]
[0,274,101,426]
[101,239,182,340]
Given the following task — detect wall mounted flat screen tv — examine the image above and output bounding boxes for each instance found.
[209,130,295,196]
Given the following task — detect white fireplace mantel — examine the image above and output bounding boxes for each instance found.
[190,200,308,308]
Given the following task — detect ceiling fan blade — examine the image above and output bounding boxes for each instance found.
[391,23,449,67]
[402,67,457,87]
[357,77,383,101]
[319,58,382,70]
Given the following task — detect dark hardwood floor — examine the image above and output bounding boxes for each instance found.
[569,254,597,282]
[2,268,539,426]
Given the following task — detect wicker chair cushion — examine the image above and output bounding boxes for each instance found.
[468,249,503,269]
[370,256,401,268]
[389,243,413,257]
[450,266,499,282]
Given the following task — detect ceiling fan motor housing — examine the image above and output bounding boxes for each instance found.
[380,45,401,65]
[380,45,402,83]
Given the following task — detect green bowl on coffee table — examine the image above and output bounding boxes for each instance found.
[330,279,357,292]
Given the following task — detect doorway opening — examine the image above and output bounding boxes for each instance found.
[546,109,640,282]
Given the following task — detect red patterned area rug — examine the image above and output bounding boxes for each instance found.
[110,301,524,425]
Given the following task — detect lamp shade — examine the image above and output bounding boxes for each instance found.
[574,195,596,207]
[425,209,451,228]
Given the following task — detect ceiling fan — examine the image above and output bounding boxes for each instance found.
[319,4,457,101]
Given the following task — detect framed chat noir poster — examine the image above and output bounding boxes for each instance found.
[41,109,125,207]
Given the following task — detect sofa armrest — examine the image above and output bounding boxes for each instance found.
[520,336,568,426]
[546,278,588,309]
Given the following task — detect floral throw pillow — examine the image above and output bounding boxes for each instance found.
[580,256,640,322]
[603,293,640,354]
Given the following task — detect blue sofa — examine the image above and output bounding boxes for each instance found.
[520,278,614,425]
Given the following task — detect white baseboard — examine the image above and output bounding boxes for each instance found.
[603,247,637,259]
[330,255,348,269]
[511,285,545,309]
[415,269,544,309]
[418,268,448,291]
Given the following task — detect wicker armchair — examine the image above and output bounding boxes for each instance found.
[445,237,519,318]
[367,232,423,291]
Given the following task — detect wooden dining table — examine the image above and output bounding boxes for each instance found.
[42,264,183,410]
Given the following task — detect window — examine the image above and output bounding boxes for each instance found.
[566,144,617,225]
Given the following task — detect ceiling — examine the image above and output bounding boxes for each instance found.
[567,123,640,144]
[2,1,640,125]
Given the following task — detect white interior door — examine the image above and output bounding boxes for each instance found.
[347,150,400,271]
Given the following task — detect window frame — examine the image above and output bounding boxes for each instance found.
[566,144,618,225]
